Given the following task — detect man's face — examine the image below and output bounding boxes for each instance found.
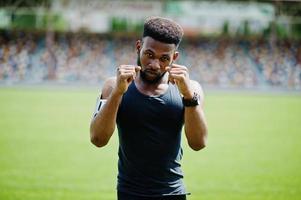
[136,37,178,84]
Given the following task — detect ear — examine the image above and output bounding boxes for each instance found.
[136,40,142,53]
[173,51,179,61]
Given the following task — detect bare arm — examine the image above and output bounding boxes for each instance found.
[89,65,141,147]
[90,77,122,147]
[183,81,208,151]
[167,64,208,151]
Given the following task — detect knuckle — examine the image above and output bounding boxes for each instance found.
[119,65,127,70]
[120,74,127,79]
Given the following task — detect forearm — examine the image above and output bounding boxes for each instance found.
[184,106,208,151]
[90,90,122,147]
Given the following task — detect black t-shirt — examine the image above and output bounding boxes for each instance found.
[116,81,188,197]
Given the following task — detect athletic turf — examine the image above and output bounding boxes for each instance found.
[0,87,300,200]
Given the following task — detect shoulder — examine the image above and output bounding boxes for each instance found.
[100,77,116,99]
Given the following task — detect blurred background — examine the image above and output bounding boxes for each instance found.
[0,0,300,90]
[1,1,301,200]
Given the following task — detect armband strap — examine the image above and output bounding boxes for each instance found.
[92,96,107,118]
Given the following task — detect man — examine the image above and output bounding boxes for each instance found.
[90,17,208,200]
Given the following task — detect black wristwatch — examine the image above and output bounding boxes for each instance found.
[182,92,201,107]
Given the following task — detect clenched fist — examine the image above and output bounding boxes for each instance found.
[115,65,141,95]
[166,64,193,99]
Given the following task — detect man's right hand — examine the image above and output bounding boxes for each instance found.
[114,65,141,95]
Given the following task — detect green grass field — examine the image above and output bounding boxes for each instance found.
[0,87,301,200]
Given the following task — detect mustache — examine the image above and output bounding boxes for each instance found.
[143,69,161,75]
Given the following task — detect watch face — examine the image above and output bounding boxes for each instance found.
[192,93,200,104]
[196,96,201,105]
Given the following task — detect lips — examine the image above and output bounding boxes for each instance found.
[144,70,159,76]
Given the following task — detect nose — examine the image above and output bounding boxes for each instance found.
[148,59,160,70]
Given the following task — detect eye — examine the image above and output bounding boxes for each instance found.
[160,57,170,62]
[145,52,154,58]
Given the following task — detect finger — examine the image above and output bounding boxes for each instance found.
[120,65,137,68]
[119,66,136,70]
[167,73,175,84]
[135,66,141,72]
[118,65,139,71]
[120,72,135,80]
[169,71,188,75]
[171,63,186,68]
[118,72,136,80]
[171,65,188,72]
[169,71,188,80]
[168,74,186,81]
[169,67,188,73]
[119,69,137,74]
[120,74,136,81]
[169,68,187,73]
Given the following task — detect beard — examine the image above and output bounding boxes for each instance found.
[137,55,166,84]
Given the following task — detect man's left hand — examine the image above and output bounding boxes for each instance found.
[166,64,193,99]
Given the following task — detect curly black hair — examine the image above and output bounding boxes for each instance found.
[143,16,184,47]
